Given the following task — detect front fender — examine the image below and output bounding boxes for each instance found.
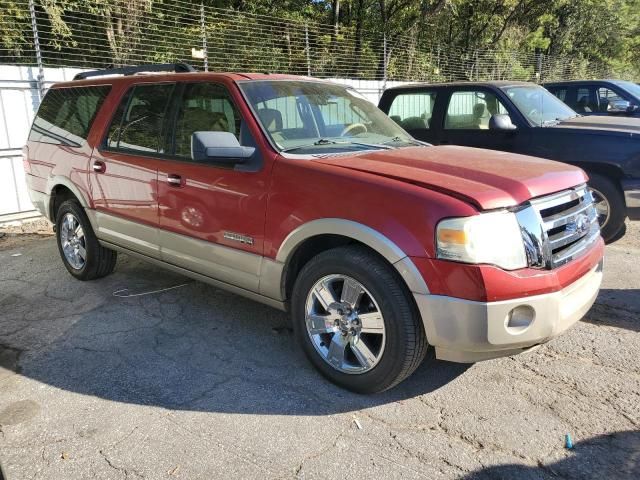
[259,218,430,301]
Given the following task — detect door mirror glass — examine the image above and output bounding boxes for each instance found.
[191,131,255,164]
[607,99,632,113]
[489,114,517,130]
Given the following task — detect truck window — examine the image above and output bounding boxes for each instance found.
[597,87,625,113]
[548,87,567,102]
[173,83,242,158]
[574,87,596,113]
[387,92,436,130]
[106,83,175,154]
[445,91,509,129]
[28,85,111,146]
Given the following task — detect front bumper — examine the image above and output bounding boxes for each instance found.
[622,178,640,220]
[414,258,604,363]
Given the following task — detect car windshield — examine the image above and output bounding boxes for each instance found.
[613,80,640,99]
[502,85,577,126]
[239,80,417,154]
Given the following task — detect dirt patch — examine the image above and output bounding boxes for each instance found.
[0,217,53,250]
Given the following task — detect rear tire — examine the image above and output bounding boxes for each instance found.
[55,200,117,280]
[291,245,428,393]
[587,173,625,243]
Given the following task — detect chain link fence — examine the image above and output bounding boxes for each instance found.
[1,0,626,91]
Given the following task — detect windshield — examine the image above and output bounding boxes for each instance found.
[502,85,577,126]
[239,80,416,154]
[613,80,640,99]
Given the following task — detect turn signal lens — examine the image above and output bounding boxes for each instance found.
[437,228,467,245]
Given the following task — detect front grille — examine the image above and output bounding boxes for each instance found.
[518,185,599,269]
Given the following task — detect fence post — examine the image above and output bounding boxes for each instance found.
[383,33,387,86]
[29,0,45,99]
[305,24,311,76]
[201,2,208,71]
[536,52,543,83]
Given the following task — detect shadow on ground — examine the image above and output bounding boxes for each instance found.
[461,430,640,480]
[583,289,640,332]
[0,240,469,415]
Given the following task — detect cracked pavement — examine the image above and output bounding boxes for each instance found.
[0,221,638,479]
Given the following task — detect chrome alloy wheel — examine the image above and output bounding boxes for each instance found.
[305,274,386,374]
[589,187,610,228]
[60,212,86,270]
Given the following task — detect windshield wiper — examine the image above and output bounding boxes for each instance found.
[382,136,424,146]
[280,138,342,153]
[541,118,562,127]
[280,138,393,153]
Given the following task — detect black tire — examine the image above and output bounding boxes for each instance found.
[291,245,428,394]
[55,199,117,280]
[587,173,626,243]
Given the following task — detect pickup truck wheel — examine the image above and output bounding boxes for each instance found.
[55,200,117,280]
[291,245,428,393]
[587,173,625,243]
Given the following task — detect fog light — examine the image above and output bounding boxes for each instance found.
[505,305,535,334]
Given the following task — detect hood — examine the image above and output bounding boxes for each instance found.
[554,115,640,135]
[311,146,587,210]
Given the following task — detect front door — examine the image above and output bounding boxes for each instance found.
[156,81,270,292]
[439,88,523,152]
[89,83,176,258]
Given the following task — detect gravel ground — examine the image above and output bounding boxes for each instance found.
[0,219,638,479]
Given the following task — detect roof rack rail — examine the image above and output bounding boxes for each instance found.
[73,63,196,81]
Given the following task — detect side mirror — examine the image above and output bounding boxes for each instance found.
[607,99,632,113]
[489,114,517,131]
[191,131,255,164]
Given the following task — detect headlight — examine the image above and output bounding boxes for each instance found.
[436,211,527,270]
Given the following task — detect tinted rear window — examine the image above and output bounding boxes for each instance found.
[28,85,111,146]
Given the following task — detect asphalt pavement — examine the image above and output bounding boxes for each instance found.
[0,220,638,479]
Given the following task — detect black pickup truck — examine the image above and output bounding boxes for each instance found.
[379,81,640,241]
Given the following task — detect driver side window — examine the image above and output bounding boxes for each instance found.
[173,83,242,158]
[445,91,509,130]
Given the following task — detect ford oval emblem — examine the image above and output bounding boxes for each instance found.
[568,214,589,235]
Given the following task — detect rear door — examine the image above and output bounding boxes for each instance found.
[89,82,176,258]
[155,80,270,292]
[382,89,440,143]
[438,87,525,152]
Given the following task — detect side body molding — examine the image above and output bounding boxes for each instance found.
[259,218,430,301]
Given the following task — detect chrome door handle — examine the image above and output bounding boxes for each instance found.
[167,174,182,186]
[92,160,106,173]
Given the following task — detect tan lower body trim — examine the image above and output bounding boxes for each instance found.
[100,240,287,311]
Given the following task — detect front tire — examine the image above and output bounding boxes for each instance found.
[55,200,117,280]
[291,245,428,393]
[587,173,625,243]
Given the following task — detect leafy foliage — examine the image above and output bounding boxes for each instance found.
[1,0,638,80]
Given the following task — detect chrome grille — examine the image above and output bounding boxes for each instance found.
[517,185,599,269]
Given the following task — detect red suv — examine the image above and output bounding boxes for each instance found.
[23,64,604,393]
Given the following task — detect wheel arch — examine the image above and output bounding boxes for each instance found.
[47,177,91,221]
[269,218,429,303]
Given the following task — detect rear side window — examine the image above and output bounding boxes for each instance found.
[548,87,567,102]
[106,83,175,154]
[387,92,436,130]
[28,85,110,146]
